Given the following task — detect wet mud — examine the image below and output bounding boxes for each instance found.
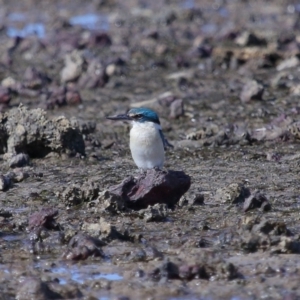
[0,0,300,299]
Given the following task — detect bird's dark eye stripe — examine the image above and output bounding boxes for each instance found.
[134,114,142,118]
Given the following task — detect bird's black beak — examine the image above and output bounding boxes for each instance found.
[106,114,131,121]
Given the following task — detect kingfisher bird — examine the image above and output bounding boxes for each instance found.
[107,107,172,170]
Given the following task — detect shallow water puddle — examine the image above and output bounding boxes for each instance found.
[6,12,45,38]
[69,14,109,31]
[50,263,123,284]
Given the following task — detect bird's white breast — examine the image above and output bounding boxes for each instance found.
[130,121,165,169]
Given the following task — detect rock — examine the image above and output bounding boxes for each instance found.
[243,191,271,212]
[169,99,184,119]
[215,183,250,204]
[0,86,12,104]
[96,190,125,213]
[240,80,264,102]
[1,76,17,88]
[23,66,50,89]
[0,105,85,157]
[9,153,30,168]
[288,121,300,139]
[78,58,109,89]
[16,277,62,300]
[189,193,205,205]
[62,232,105,260]
[139,203,169,222]
[0,174,11,191]
[276,56,299,71]
[28,208,58,231]
[235,31,267,47]
[60,50,85,83]
[109,169,191,209]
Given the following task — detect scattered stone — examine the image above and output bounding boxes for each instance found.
[60,50,85,83]
[1,76,17,88]
[188,193,205,205]
[240,80,264,103]
[235,31,267,47]
[109,169,191,209]
[62,233,105,260]
[0,86,12,104]
[0,174,11,191]
[96,189,125,213]
[276,56,299,71]
[139,203,169,222]
[78,58,109,89]
[215,183,250,204]
[9,153,30,168]
[28,207,59,231]
[16,277,62,300]
[243,191,271,212]
[169,99,184,118]
[288,121,300,139]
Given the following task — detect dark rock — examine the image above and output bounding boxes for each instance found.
[243,191,271,212]
[0,174,11,191]
[0,86,12,104]
[9,153,30,168]
[28,207,58,231]
[23,66,51,89]
[88,32,112,47]
[62,232,105,260]
[150,259,179,281]
[109,169,191,209]
[189,193,205,205]
[240,80,264,103]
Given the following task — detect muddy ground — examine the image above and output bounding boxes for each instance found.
[0,0,300,299]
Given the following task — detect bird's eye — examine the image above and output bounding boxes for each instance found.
[134,114,142,119]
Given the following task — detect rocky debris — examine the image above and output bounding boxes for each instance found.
[238,217,300,254]
[139,203,169,222]
[16,277,63,300]
[149,256,240,281]
[82,218,131,242]
[0,86,12,105]
[215,183,250,204]
[243,191,271,212]
[78,58,109,89]
[169,98,184,119]
[60,50,85,83]
[58,180,101,207]
[28,208,59,231]
[240,80,264,103]
[276,56,299,71]
[62,232,105,260]
[0,174,12,191]
[9,153,30,168]
[109,169,191,210]
[23,66,51,90]
[288,121,300,139]
[95,189,125,213]
[235,31,267,47]
[45,85,82,109]
[186,124,219,140]
[0,105,85,157]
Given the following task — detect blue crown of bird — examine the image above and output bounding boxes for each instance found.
[107,107,172,170]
